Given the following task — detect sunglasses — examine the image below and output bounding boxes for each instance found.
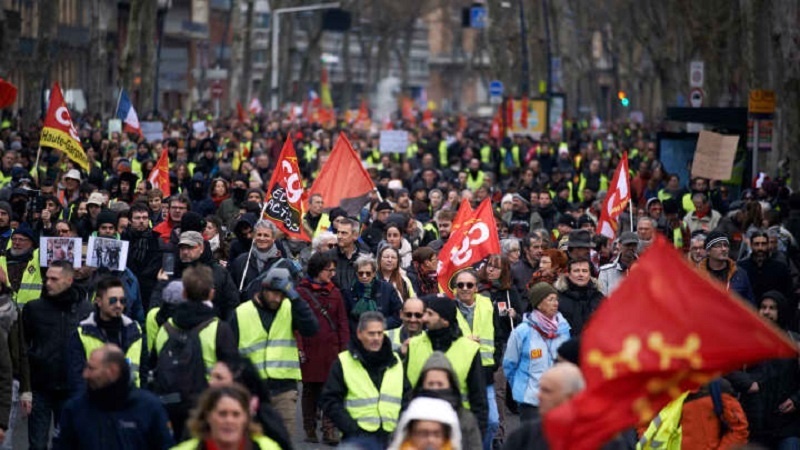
[456,282,475,289]
[326,243,336,249]
[404,312,424,319]
[357,271,374,277]
[108,296,127,306]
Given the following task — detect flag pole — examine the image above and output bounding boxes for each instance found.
[373,187,383,202]
[33,147,42,184]
[629,198,634,232]
[114,88,123,118]
[239,201,270,293]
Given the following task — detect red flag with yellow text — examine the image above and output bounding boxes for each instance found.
[437,199,500,297]
[542,236,797,450]
[309,132,375,217]
[263,137,310,242]
[596,152,630,239]
[148,147,171,198]
[40,83,89,171]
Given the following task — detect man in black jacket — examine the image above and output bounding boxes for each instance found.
[173,231,239,320]
[327,218,370,297]
[738,230,793,303]
[320,311,410,447]
[22,260,92,450]
[123,202,162,310]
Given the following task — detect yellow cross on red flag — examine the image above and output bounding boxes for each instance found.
[40,82,89,171]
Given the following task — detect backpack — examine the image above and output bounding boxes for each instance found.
[153,318,214,411]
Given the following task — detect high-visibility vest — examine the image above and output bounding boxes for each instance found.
[658,189,673,202]
[339,350,403,433]
[385,327,404,352]
[672,227,684,249]
[637,392,689,450]
[0,249,42,305]
[455,294,495,366]
[171,436,281,450]
[236,299,301,381]
[78,314,143,386]
[406,333,479,409]
[682,192,695,213]
[479,145,492,165]
[0,171,12,189]
[465,171,485,192]
[577,173,609,201]
[303,143,317,164]
[313,213,331,238]
[145,306,161,352]
[154,317,219,379]
[406,143,419,160]
[423,222,439,241]
[499,146,521,176]
[438,141,449,168]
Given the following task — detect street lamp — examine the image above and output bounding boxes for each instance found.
[269,2,341,111]
[153,0,173,116]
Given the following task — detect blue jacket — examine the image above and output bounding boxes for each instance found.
[503,312,570,406]
[57,387,174,450]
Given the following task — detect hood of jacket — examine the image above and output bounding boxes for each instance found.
[172,301,216,330]
[387,397,462,450]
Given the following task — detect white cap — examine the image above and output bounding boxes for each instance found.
[65,169,81,182]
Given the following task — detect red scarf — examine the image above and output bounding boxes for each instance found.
[211,194,230,207]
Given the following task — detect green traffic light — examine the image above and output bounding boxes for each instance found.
[621,98,630,107]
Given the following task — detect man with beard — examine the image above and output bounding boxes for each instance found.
[174,231,239,320]
[0,223,42,306]
[153,194,190,245]
[59,345,173,450]
[511,233,544,297]
[217,175,249,228]
[738,230,792,301]
[598,231,639,296]
[22,261,92,450]
[696,231,753,303]
[424,210,455,252]
[123,203,162,309]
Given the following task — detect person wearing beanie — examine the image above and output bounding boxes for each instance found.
[405,294,489,438]
[503,282,570,422]
[0,221,42,306]
[94,209,119,239]
[696,230,754,303]
[144,280,185,353]
[410,351,482,450]
[0,200,13,250]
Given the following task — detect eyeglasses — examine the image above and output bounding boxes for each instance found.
[357,271,374,277]
[56,228,71,234]
[323,267,336,273]
[404,312,424,319]
[326,243,336,249]
[456,282,475,289]
[108,296,127,306]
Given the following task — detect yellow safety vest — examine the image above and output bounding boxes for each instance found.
[171,436,281,450]
[0,249,42,305]
[78,315,143,386]
[339,350,403,433]
[313,213,331,238]
[303,144,317,164]
[406,143,419,160]
[465,171,485,192]
[637,392,689,450]
[672,227,684,249]
[385,327,404,352]
[479,145,492,165]
[499,146,521,176]
[145,307,160,352]
[682,192,695,213]
[455,294,495,366]
[423,223,439,241]
[0,172,12,189]
[438,141,449,168]
[406,333,479,408]
[577,173,609,202]
[154,317,219,379]
[236,299,301,381]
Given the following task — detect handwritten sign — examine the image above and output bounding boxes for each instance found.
[379,130,409,153]
[141,121,164,143]
[691,130,740,181]
[192,120,207,134]
[107,119,122,137]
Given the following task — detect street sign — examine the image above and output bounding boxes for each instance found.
[689,88,704,107]
[211,81,223,98]
[690,61,704,88]
[489,80,503,105]
[748,89,776,118]
[470,6,487,29]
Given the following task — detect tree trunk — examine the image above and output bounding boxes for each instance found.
[139,0,157,115]
[341,29,353,108]
[120,0,143,95]
[88,0,108,115]
[23,0,57,124]
[240,0,254,105]
[228,0,242,110]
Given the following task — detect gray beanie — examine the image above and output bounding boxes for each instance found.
[162,280,186,305]
[529,282,558,310]
[420,351,460,391]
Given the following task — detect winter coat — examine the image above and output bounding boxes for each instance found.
[503,312,570,406]
[228,242,287,301]
[123,228,163,311]
[296,278,350,383]
[679,384,750,449]
[160,254,240,321]
[598,259,630,297]
[342,278,403,339]
[511,258,537,299]
[555,276,604,337]
[737,256,793,302]
[696,257,754,304]
[326,243,371,297]
[23,286,92,392]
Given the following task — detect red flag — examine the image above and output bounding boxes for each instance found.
[490,105,502,141]
[457,114,468,133]
[148,147,171,197]
[437,199,500,297]
[356,98,369,125]
[0,79,18,109]
[450,199,473,236]
[40,83,89,171]
[422,108,433,130]
[504,98,514,132]
[543,236,797,450]
[309,132,376,217]
[236,101,246,123]
[596,153,631,239]
[401,97,415,124]
[263,138,310,241]
[519,96,529,128]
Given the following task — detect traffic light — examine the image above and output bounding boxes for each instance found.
[618,90,630,107]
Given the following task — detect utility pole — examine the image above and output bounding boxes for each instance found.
[517,0,530,97]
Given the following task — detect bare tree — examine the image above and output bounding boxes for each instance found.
[22,0,57,124]
[119,0,143,96]
[239,0,255,104]
[139,0,157,115]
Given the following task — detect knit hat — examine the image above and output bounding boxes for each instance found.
[12,222,36,244]
[96,209,119,228]
[420,351,460,390]
[557,338,581,366]
[376,201,393,212]
[162,280,186,305]
[529,282,558,310]
[425,296,456,325]
[704,230,729,251]
[0,201,12,218]
[180,211,205,233]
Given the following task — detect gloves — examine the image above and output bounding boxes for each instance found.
[271,276,300,301]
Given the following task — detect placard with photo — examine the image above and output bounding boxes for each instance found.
[86,236,129,271]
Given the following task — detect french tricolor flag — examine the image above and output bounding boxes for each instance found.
[115,89,142,136]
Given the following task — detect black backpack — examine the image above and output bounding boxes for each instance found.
[153,318,214,411]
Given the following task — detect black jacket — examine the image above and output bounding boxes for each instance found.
[738,256,793,303]
[228,242,288,302]
[23,286,93,392]
[556,277,604,337]
[503,420,636,450]
[320,337,410,445]
[177,255,240,321]
[326,244,370,297]
[123,228,163,310]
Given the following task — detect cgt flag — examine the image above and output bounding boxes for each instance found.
[309,132,376,217]
[596,152,631,239]
[543,236,797,450]
[263,137,310,242]
[148,148,171,198]
[437,199,500,297]
[40,82,89,171]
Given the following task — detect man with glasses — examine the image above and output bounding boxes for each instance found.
[153,194,190,245]
[0,223,42,306]
[387,297,425,355]
[123,203,163,309]
[68,276,144,396]
[696,231,754,303]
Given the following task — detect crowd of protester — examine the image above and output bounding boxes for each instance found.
[0,109,798,450]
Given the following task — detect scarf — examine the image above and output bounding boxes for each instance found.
[208,234,220,252]
[254,245,279,272]
[211,193,229,207]
[401,439,453,450]
[350,280,378,319]
[532,309,559,338]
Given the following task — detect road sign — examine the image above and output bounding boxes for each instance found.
[748,89,776,118]
[470,6,487,29]
[211,81,223,99]
[689,88,704,107]
[690,61,704,88]
[489,80,503,97]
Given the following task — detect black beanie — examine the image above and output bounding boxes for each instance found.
[425,296,457,325]
[96,209,119,228]
[180,211,205,233]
